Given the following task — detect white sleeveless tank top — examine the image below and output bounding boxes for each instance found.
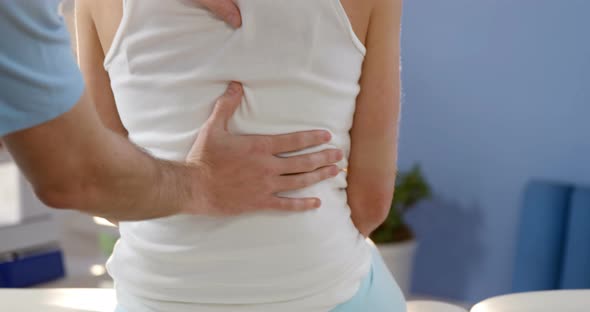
[104,1,371,311]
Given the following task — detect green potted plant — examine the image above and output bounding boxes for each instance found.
[370,165,431,295]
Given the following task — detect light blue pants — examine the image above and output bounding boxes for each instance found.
[115,247,406,312]
[330,246,407,311]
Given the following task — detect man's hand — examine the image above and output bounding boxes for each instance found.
[187,82,343,216]
[196,0,242,28]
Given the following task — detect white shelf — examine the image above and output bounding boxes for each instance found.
[0,150,10,164]
[0,160,20,225]
[0,152,59,255]
[0,215,59,255]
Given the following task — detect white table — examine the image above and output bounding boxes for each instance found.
[0,289,116,312]
[6,289,587,312]
[0,289,471,312]
[407,300,468,312]
[471,290,590,312]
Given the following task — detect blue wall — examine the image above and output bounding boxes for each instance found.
[399,0,590,303]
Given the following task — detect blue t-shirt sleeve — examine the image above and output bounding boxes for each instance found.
[0,0,84,136]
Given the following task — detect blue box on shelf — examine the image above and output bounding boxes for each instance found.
[0,248,65,288]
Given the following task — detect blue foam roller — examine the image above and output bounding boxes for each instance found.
[512,181,572,292]
[559,187,590,289]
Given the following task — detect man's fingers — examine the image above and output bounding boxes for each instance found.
[279,149,343,175]
[276,165,340,193]
[262,165,341,212]
[209,82,243,131]
[270,130,332,154]
[197,0,242,28]
[268,197,322,212]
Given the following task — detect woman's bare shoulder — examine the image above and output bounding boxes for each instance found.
[338,0,401,46]
[76,0,123,54]
[339,0,373,46]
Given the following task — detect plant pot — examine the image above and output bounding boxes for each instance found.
[377,239,418,296]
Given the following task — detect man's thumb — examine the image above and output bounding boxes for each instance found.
[209,82,244,131]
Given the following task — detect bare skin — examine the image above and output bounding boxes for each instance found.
[197,0,242,28]
[345,0,403,236]
[330,0,403,236]
[77,0,402,235]
[2,1,344,222]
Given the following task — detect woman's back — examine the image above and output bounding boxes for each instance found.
[101,0,373,310]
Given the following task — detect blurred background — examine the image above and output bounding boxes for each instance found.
[400,0,590,304]
[0,0,589,308]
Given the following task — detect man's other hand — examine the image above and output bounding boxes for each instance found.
[195,0,242,28]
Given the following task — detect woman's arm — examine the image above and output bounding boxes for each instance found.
[348,0,403,237]
[75,0,127,136]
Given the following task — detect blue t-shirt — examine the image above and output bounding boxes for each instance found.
[0,0,84,136]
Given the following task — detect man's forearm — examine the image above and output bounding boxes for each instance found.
[6,85,348,221]
[74,131,195,221]
[4,92,196,221]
